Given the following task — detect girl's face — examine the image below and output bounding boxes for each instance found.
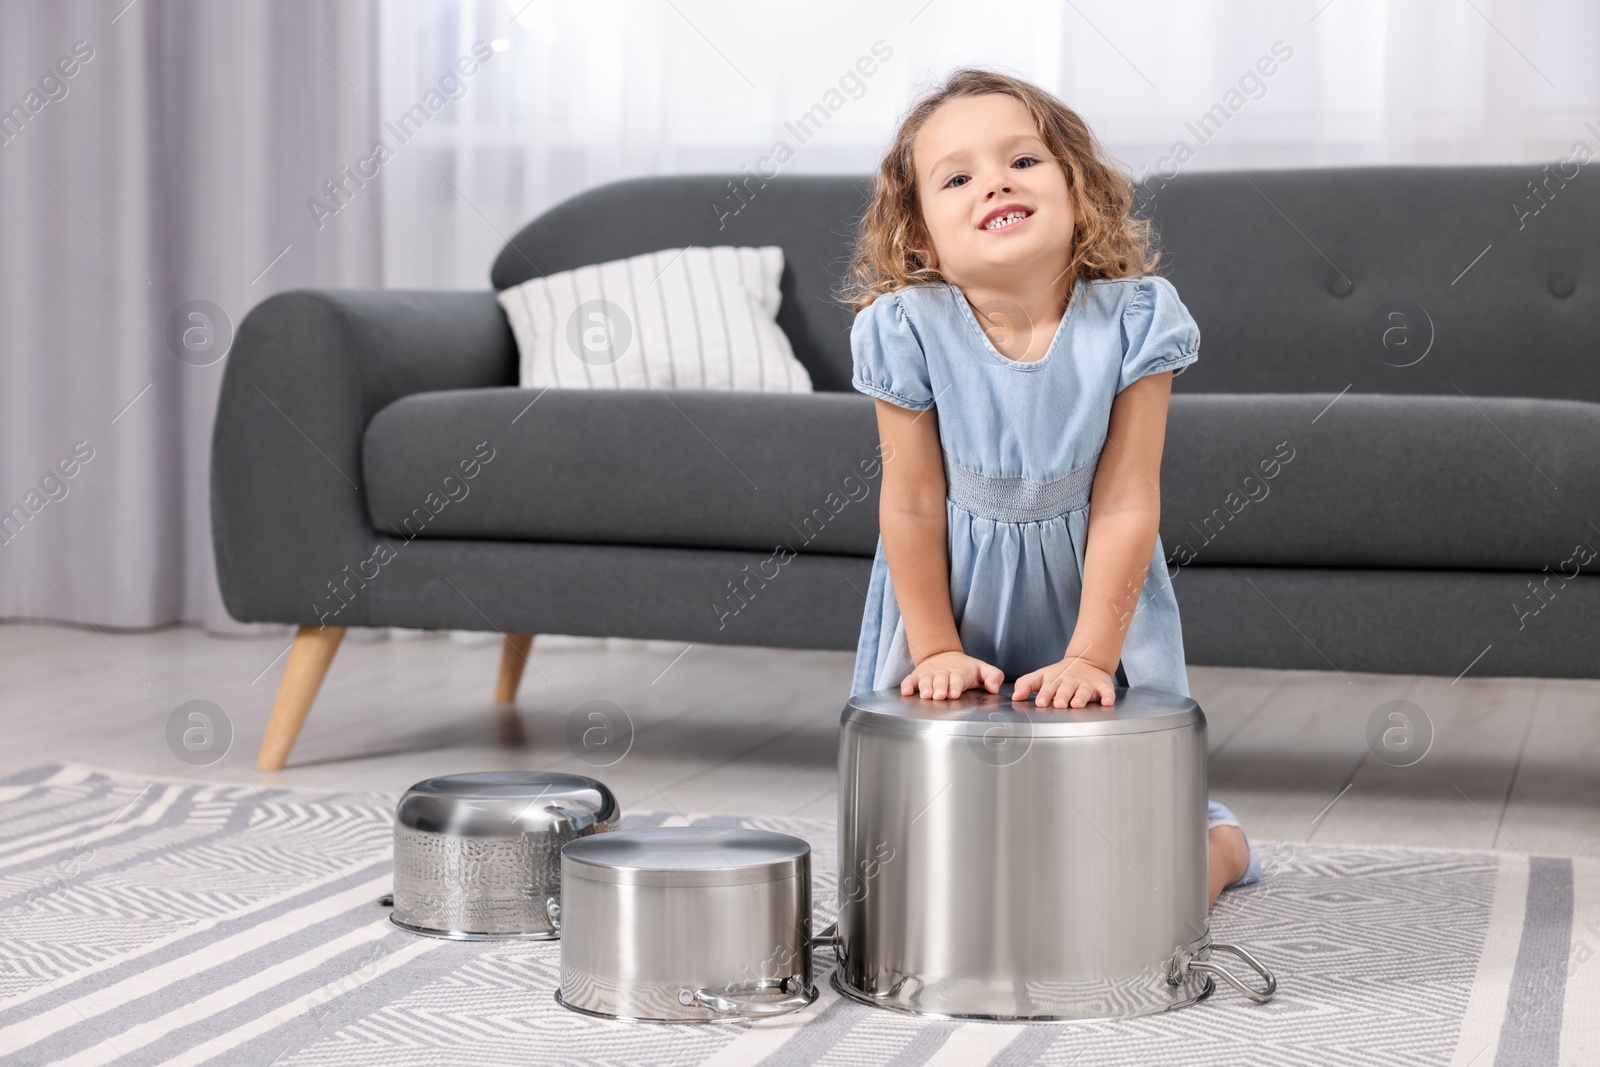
[911,93,1076,292]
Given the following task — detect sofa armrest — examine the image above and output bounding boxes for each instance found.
[211,289,516,626]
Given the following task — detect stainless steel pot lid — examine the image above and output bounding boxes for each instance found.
[844,682,1202,738]
[563,827,810,887]
[396,771,618,836]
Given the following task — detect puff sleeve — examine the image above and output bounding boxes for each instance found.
[851,293,935,411]
[1118,275,1200,395]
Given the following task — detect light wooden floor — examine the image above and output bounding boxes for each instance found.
[2,623,1596,857]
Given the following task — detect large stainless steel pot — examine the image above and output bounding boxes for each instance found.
[554,827,832,1022]
[391,771,618,940]
[835,684,1275,1020]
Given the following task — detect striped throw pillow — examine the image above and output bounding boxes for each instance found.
[498,245,812,393]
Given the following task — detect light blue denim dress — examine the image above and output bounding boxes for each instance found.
[848,273,1261,888]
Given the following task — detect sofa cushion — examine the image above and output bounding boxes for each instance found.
[362,388,884,556]
[1161,394,1600,572]
[491,175,870,394]
[498,245,814,393]
[364,389,1599,574]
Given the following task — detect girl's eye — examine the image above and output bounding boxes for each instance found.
[945,174,969,189]
[1014,156,1039,169]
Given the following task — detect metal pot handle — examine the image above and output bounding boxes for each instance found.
[545,805,597,838]
[679,976,815,1017]
[1189,941,1276,1003]
[545,897,561,931]
[811,921,838,951]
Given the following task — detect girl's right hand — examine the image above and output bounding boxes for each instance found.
[901,651,1004,700]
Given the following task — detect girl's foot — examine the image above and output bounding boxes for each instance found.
[1207,824,1250,908]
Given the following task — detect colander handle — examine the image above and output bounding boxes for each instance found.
[1189,941,1277,1003]
[680,976,814,1016]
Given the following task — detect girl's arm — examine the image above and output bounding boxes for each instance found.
[873,398,1003,698]
[1013,370,1175,707]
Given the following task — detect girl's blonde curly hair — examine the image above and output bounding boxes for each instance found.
[839,68,1158,314]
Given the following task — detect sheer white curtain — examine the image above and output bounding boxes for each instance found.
[0,0,381,633]
[378,0,1600,292]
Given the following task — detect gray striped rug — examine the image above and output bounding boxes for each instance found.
[0,764,1592,1066]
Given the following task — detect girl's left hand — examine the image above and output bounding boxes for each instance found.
[1012,657,1117,709]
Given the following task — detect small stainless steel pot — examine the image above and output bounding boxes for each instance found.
[835,684,1276,1020]
[391,770,618,940]
[554,827,832,1022]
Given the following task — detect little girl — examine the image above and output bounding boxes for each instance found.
[842,69,1260,906]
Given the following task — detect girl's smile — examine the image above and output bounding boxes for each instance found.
[978,204,1034,232]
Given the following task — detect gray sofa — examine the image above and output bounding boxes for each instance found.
[213,165,1600,769]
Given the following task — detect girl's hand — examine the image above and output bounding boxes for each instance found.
[1012,656,1117,709]
[901,651,1004,700]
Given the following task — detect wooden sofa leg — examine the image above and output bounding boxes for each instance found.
[495,634,536,703]
[256,625,346,771]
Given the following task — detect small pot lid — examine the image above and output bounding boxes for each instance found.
[562,827,810,887]
[396,771,619,836]
[843,682,1202,738]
